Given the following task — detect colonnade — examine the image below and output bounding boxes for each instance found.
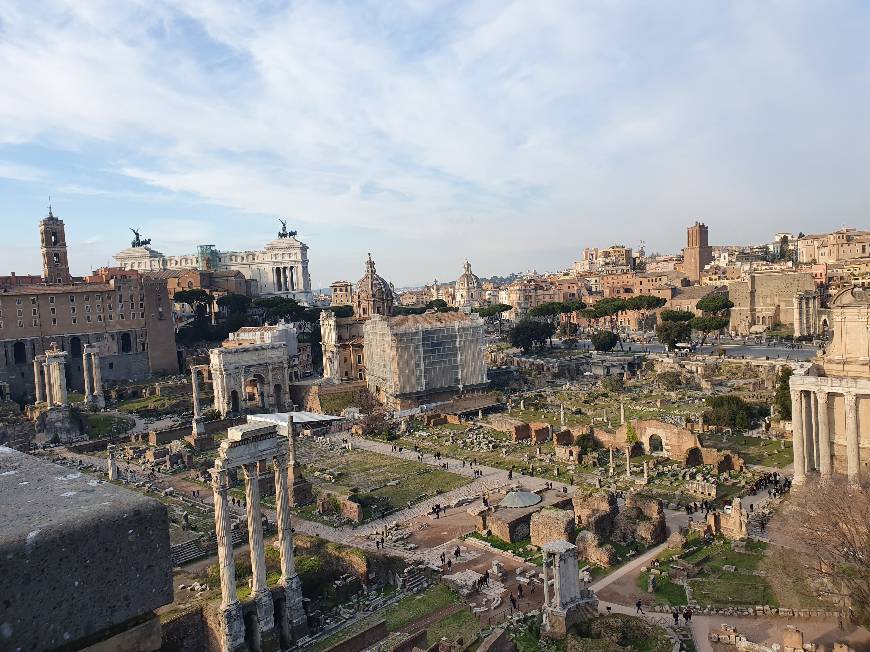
[81,345,105,408]
[273,266,297,292]
[791,387,861,485]
[211,424,306,652]
[33,348,68,407]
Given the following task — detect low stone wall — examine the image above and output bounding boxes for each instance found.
[160,607,208,652]
[488,415,530,441]
[329,619,388,652]
[147,416,244,446]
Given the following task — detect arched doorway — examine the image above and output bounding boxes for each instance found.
[273,384,283,412]
[120,332,132,353]
[245,375,267,409]
[647,434,664,454]
[69,336,82,358]
[13,341,26,364]
[230,390,240,413]
[684,447,703,467]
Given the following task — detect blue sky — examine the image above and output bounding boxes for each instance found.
[1,1,868,288]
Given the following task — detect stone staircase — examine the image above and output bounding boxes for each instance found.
[401,565,430,594]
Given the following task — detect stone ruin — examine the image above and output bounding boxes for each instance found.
[488,414,531,441]
[210,421,307,652]
[705,497,749,540]
[572,491,667,567]
[710,623,857,652]
[541,540,598,638]
[530,507,576,547]
[317,491,364,523]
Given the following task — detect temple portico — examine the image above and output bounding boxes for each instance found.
[789,287,869,486]
[210,421,307,652]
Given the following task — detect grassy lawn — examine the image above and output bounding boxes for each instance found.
[466,532,541,563]
[297,448,471,522]
[385,584,460,632]
[700,431,793,467]
[425,609,480,647]
[637,572,688,606]
[83,412,135,439]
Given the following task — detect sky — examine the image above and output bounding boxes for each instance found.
[1,1,868,289]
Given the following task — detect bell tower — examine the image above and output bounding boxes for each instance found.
[39,205,72,284]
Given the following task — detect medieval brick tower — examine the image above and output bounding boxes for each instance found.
[682,221,712,285]
[39,206,72,284]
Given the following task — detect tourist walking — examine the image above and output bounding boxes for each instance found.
[635,600,644,615]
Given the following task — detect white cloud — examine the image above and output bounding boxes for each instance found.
[0,1,869,283]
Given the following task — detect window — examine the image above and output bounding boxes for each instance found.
[357,355,362,365]
[49,296,55,304]
[15,298,21,305]
[17,320,23,328]
[140,311,145,319]
[69,295,75,303]
[86,315,91,323]
[84,295,89,302]
[70,307,76,314]
[51,318,57,326]
[120,313,125,320]
[50,307,56,315]
[16,309,22,317]
[32,308,37,316]
[86,305,91,313]
[97,315,103,322]
[71,318,76,325]
[32,319,38,327]
[30,297,36,305]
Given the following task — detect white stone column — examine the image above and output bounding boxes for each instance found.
[816,391,832,479]
[82,348,94,403]
[191,367,205,437]
[542,554,550,607]
[608,447,614,477]
[91,352,105,408]
[275,453,307,638]
[33,356,45,403]
[790,389,806,485]
[43,362,54,406]
[809,392,820,471]
[244,462,274,633]
[54,359,69,407]
[624,446,631,478]
[211,468,244,651]
[845,392,860,485]
[107,445,118,481]
[552,552,562,610]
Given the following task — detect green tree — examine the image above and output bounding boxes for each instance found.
[689,315,730,345]
[216,293,251,316]
[328,305,354,318]
[696,294,734,315]
[773,367,793,420]
[655,371,683,391]
[426,299,448,310]
[254,297,305,324]
[656,320,691,351]
[602,375,624,393]
[659,310,694,322]
[510,320,555,352]
[174,289,214,323]
[624,295,667,330]
[528,302,565,322]
[591,330,619,352]
[703,394,767,429]
[477,303,513,333]
[625,421,638,444]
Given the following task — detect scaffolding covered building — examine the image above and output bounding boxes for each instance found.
[363,312,488,409]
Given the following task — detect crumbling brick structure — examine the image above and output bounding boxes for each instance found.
[530,507,576,547]
[488,415,531,441]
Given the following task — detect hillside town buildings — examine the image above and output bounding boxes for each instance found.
[113,219,313,303]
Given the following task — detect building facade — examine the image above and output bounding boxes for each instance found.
[363,312,488,409]
[453,261,483,309]
[789,287,870,485]
[113,221,312,303]
[797,229,870,264]
[0,214,177,403]
[728,272,818,336]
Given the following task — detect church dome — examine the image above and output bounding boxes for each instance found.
[354,254,394,318]
[455,260,481,290]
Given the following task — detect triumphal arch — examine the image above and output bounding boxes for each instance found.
[210,342,291,417]
[211,421,307,651]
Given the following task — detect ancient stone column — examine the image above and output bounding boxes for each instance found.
[91,351,105,409]
[191,367,206,437]
[107,445,118,481]
[542,554,550,607]
[643,460,649,483]
[625,446,631,478]
[809,392,820,471]
[816,391,831,479]
[42,362,54,406]
[53,357,69,407]
[552,552,562,610]
[560,404,565,427]
[211,468,244,651]
[33,356,45,403]
[790,389,806,485]
[608,448,614,477]
[244,462,274,633]
[275,454,307,639]
[620,402,625,425]
[845,392,860,485]
[82,348,94,404]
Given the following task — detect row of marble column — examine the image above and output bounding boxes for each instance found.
[212,454,304,650]
[791,388,861,485]
[33,350,68,407]
[274,266,296,292]
[32,346,104,408]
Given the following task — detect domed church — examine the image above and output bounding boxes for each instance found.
[353,253,395,318]
[454,260,483,308]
